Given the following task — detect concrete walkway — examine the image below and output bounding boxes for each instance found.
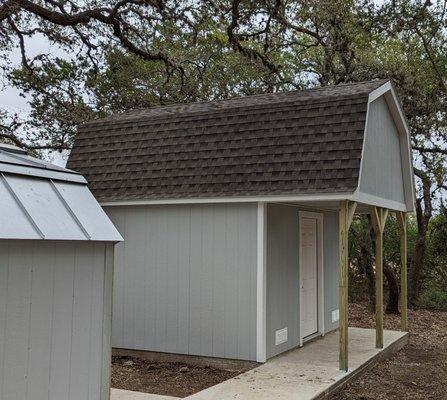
[111,388,179,400]
[184,328,408,400]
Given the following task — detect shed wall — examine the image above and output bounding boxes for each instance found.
[0,240,111,400]
[106,203,258,361]
[359,96,406,204]
[266,204,339,359]
[266,204,300,358]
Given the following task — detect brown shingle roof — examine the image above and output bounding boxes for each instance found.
[67,80,387,202]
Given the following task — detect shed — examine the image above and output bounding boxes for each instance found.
[68,80,415,370]
[0,144,122,400]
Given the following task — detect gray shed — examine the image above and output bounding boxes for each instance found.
[0,144,122,400]
[68,80,415,369]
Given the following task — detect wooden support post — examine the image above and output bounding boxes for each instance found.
[371,207,388,349]
[396,212,408,331]
[339,200,356,372]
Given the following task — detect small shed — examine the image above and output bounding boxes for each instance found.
[0,144,122,400]
[68,80,415,370]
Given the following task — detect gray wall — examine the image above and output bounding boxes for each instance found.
[359,96,406,204]
[323,211,340,332]
[106,203,258,361]
[266,204,339,359]
[0,240,111,400]
[266,204,300,358]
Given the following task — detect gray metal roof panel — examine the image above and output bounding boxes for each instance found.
[0,149,86,184]
[0,177,42,239]
[54,180,123,241]
[0,146,122,241]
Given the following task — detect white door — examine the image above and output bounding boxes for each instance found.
[300,217,319,338]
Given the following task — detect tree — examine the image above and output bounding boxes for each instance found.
[1,0,446,307]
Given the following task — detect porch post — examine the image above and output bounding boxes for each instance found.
[396,212,408,331]
[339,200,356,372]
[371,207,388,349]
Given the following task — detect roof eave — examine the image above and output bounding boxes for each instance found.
[99,192,357,207]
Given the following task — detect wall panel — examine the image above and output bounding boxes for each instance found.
[106,203,258,361]
[0,240,108,400]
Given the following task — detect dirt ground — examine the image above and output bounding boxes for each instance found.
[111,304,447,399]
[331,303,447,400]
[111,354,257,398]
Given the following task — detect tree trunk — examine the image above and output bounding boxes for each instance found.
[363,215,376,311]
[360,240,375,311]
[384,263,400,314]
[408,199,428,307]
[408,169,432,308]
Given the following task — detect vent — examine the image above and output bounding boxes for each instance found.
[275,327,288,345]
[332,309,340,323]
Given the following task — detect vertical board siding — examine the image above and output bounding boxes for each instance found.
[0,240,107,400]
[266,204,300,359]
[323,212,340,332]
[359,96,406,204]
[50,243,76,400]
[101,245,115,400]
[266,205,340,359]
[0,243,8,398]
[106,203,258,361]
[2,243,33,400]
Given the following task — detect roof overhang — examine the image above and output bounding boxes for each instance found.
[100,190,408,212]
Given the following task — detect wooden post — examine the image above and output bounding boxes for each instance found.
[371,207,388,349]
[339,200,356,372]
[396,212,408,331]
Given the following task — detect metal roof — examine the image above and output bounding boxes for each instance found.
[0,144,123,241]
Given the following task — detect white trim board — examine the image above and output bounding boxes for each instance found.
[256,202,267,363]
[298,211,325,347]
[351,192,407,212]
[100,193,352,207]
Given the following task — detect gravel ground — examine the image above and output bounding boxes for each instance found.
[111,355,256,398]
[331,303,447,400]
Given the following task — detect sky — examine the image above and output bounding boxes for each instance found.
[1,35,69,165]
[0,34,51,112]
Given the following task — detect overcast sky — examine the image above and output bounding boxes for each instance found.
[1,35,69,165]
[1,34,57,113]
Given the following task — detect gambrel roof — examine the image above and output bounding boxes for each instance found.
[67,80,414,211]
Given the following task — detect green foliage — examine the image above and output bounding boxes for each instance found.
[418,209,447,309]
[418,284,447,310]
[348,213,418,305]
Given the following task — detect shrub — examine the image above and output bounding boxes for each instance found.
[418,285,447,310]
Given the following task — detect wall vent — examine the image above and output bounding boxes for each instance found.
[275,327,288,345]
[332,309,340,323]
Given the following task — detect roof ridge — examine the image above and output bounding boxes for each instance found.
[82,79,388,127]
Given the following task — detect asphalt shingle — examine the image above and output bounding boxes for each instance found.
[67,80,387,202]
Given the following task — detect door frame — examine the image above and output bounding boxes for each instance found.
[299,211,325,346]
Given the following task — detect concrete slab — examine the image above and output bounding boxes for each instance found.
[111,388,180,400]
[184,328,408,400]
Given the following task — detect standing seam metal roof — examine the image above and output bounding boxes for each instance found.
[0,146,123,241]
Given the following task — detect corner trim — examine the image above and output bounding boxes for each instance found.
[256,202,267,362]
